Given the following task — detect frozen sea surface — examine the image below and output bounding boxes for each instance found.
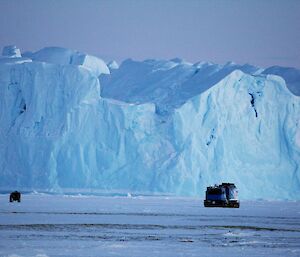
[0,194,299,257]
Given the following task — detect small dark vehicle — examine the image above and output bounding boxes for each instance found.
[204,183,239,208]
[10,191,21,202]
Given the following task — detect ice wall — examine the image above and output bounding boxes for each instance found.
[173,71,300,199]
[0,62,100,188]
[0,46,300,199]
[0,56,166,191]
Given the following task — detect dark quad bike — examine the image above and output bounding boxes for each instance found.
[9,191,21,202]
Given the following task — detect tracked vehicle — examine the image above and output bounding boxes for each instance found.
[204,183,239,208]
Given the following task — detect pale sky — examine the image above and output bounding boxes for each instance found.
[0,0,299,68]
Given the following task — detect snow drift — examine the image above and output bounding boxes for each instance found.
[0,46,299,199]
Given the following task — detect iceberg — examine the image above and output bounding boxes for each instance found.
[0,46,299,199]
[173,71,300,198]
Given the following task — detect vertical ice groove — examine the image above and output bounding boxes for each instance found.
[248,92,258,117]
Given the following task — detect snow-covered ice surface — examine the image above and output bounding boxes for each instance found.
[0,194,299,257]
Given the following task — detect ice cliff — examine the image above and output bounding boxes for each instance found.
[0,46,299,199]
